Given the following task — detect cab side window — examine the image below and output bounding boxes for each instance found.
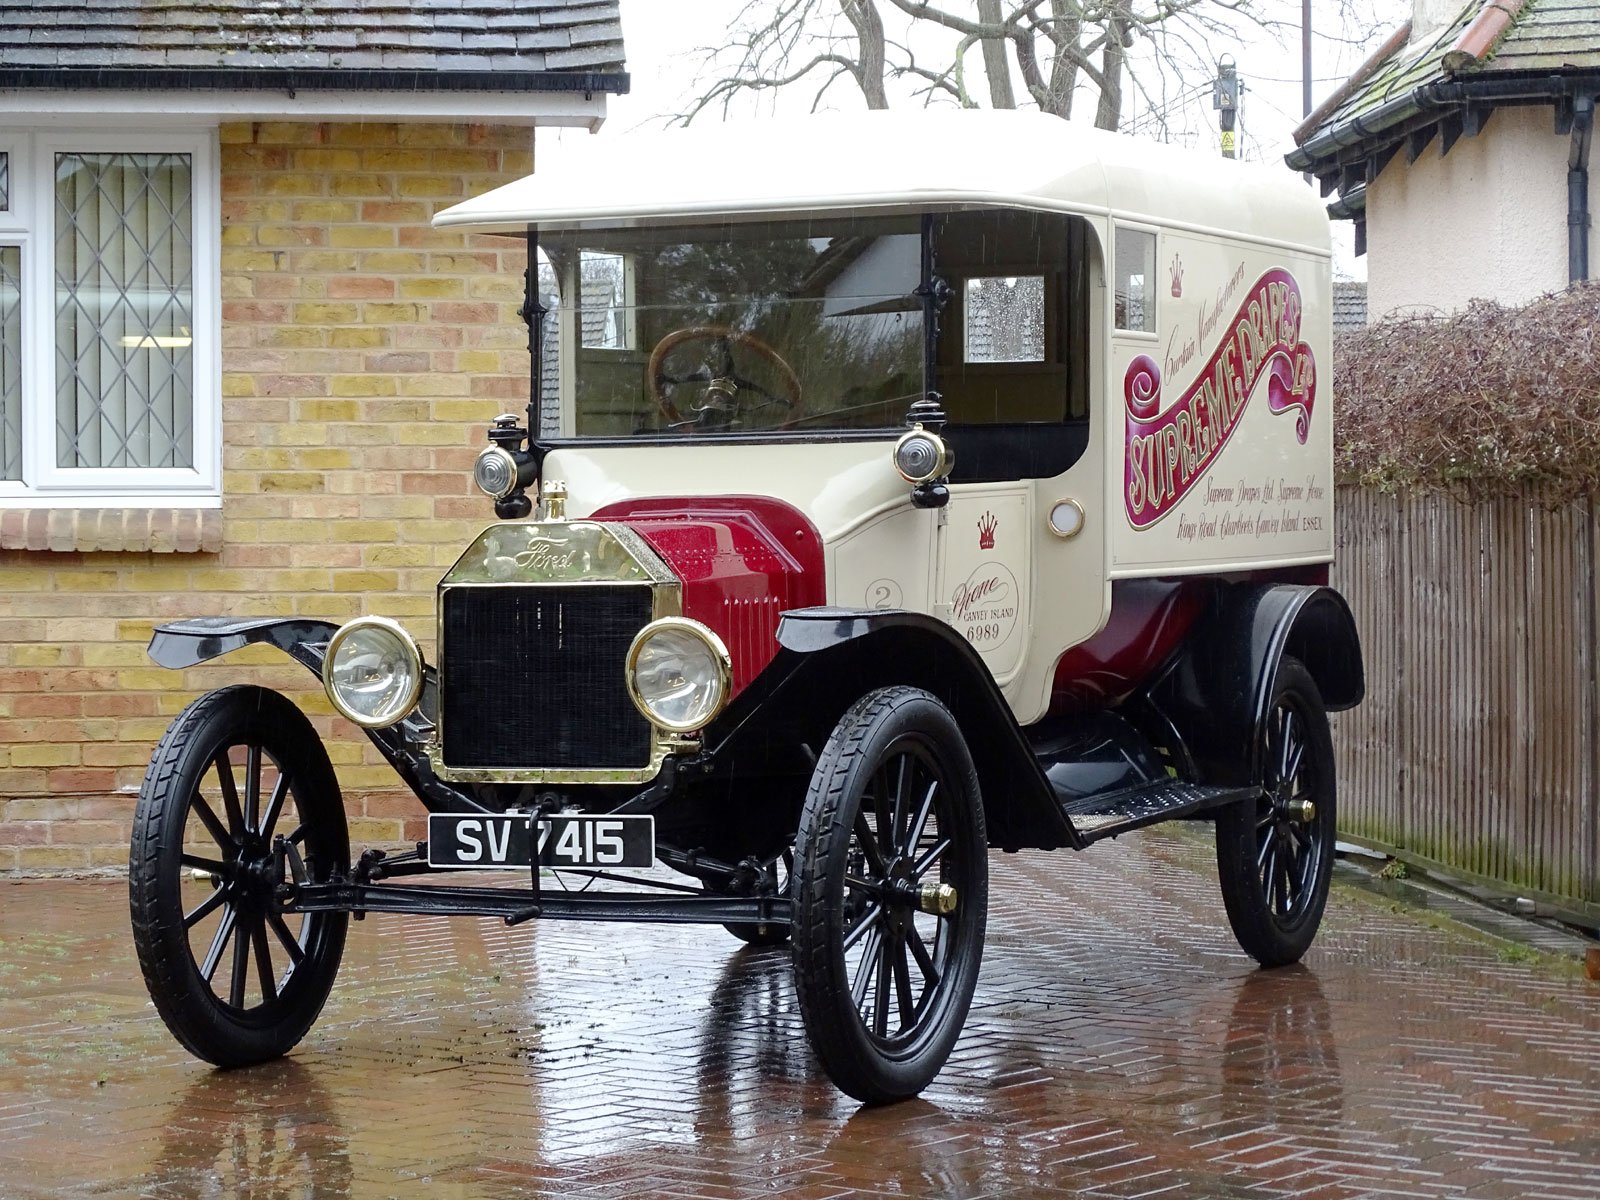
[931,209,1091,481]
[1114,227,1157,333]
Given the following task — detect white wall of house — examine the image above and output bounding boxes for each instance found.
[1366,105,1593,318]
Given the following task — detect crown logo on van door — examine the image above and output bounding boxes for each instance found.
[1170,254,1184,298]
[977,511,998,550]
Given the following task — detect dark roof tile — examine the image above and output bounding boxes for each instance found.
[435,12,489,31]
[543,43,622,70]
[327,48,385,68]
[460,32,519,52]
[378,50,440,68]
[0,0,625,80]
[567,22,624,47]
[3,46,60,66]
[313,30,365,49]
[485,12,535,28]
[412,30,466,50]
[517,29,572,50]
[483,53,553,71]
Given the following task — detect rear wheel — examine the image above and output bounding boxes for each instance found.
[129,686,349,1066]
[791,687,987,1105]
[1215,657,1336,967]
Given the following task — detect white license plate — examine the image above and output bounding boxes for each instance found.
[426,813,655,870]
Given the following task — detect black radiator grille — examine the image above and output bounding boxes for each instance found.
[441,584,655,770]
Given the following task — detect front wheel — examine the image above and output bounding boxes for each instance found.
[129,685,349,1067]
[791,687,987,1105]
[1215,657,1337,967]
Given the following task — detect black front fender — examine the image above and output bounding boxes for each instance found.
[147,616,488,815]
[149,616,339,674]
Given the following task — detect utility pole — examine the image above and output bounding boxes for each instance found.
[1214,55,1239,159]
[1302,0,1313,117]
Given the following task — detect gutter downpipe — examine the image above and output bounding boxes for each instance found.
[1569,94,1594,284]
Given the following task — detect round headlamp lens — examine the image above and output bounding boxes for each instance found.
[473,446,517,499]
[324,618,423,729]
[627,619,731,733]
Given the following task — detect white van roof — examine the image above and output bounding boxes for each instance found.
[433,109,1329,253]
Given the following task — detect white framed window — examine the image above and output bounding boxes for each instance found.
[0,133,24,484]
[0,129,220,506]
[1113,225,1158,335]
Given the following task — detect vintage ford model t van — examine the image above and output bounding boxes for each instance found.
[130,110,1362,1104]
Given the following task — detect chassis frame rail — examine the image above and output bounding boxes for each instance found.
[285,880,793,927]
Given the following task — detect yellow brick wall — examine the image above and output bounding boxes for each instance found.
[0,121,535,871]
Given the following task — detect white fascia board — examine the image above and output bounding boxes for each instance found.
[0,88,607,129]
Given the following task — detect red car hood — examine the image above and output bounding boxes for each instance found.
[590,495,826,694]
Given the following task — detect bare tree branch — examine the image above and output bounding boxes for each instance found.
[885,39,965,104]
[678,51,864,124]
[681,0,1374,138]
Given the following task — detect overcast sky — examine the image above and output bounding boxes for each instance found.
[540,0,1416,277]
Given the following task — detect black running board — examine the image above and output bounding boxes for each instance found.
[1062,781,1260,846]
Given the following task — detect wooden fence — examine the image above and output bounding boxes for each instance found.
[1331,486,1600,921]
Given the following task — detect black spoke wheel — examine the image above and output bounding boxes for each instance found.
[130,686,349,1066]
[1215,657,1336,967]
[792,687,987,1105]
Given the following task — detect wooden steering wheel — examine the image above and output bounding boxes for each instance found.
[647,325,804,430]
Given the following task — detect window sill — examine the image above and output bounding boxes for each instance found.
[0,507,222,553]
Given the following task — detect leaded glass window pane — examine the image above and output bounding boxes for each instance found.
[0,152,9,212]
[55,151,194,469]
[0,245,20,479]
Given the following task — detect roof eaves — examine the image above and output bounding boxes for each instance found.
[0,65,631,94]
[1326,184,1366,220]
[1287,0,1481,164]
[1285,85,1433,171]
[1287,67,1600,174]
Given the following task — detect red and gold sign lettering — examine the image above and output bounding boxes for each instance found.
[1124,267,1316,530]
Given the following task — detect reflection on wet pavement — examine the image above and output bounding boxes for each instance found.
[1,829,1595,1198]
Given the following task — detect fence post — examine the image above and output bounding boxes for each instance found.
[1589,495,1600,906]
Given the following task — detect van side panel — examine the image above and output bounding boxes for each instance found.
[1106,229,1334,577]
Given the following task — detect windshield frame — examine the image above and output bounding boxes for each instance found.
[523,215,941,448]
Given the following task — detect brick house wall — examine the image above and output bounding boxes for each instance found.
[0,120,535,871]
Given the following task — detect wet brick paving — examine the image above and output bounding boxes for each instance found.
[1,828,1596,1199]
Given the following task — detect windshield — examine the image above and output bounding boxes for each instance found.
[538,216,925,438]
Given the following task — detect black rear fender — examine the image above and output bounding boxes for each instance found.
[1147,584,1364,787]
[705,608,1075,852]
